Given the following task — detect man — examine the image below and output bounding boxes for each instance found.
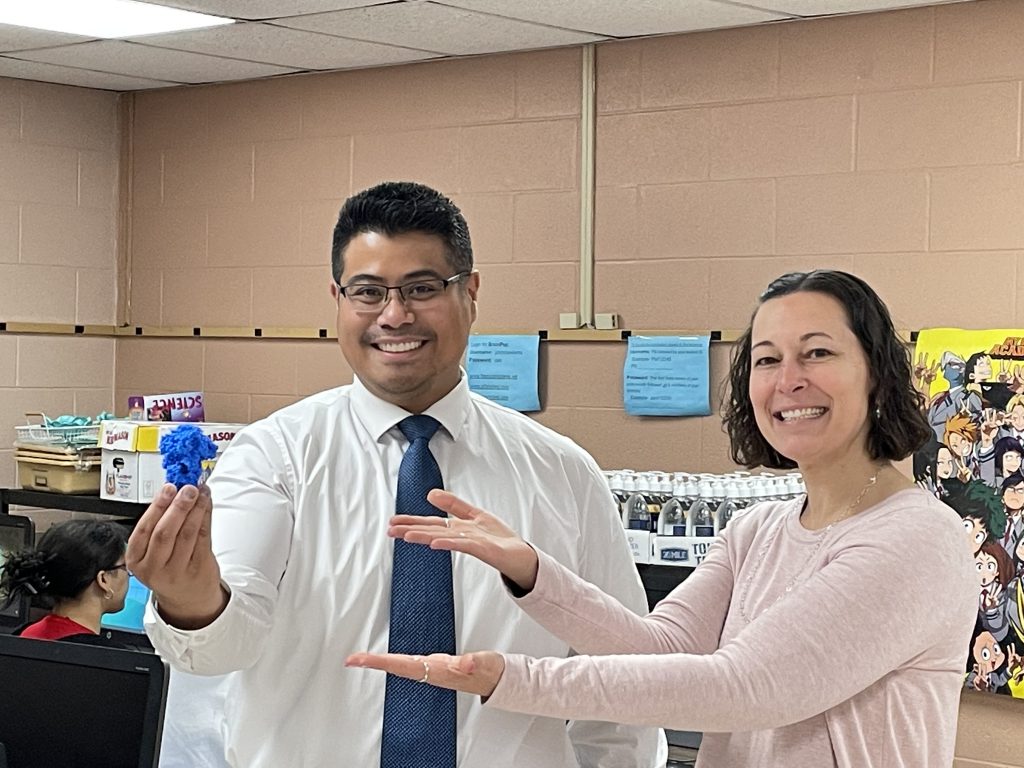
[127,182,665,768]
[999,394,1024,449]
[1001,471,1024,559]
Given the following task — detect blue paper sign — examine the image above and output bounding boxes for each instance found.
[623,335,711,416]
[466,335,541,412]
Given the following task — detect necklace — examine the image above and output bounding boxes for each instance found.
[738,468,882,624]
[805,468,881,530]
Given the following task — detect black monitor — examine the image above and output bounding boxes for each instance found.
[0,634,168,768]
[0,515,35,627]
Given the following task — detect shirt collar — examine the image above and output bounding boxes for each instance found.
[350,371,471,443]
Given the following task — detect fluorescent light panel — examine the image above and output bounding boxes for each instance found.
[0,0,234,38]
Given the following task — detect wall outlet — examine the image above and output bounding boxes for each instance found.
[558,312,581,329]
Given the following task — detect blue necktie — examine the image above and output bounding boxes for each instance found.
[381,415,456,768]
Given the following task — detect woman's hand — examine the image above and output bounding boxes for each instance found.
[346,651,505,698]
[389,490,540,593]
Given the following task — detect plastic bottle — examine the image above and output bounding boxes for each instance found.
[648,472,673,533]
[688,479,715,537]
[660,477,688,536]
[625,473,650,531]
[609,472,630,515]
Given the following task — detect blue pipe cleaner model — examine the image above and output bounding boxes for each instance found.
[160,424,218,489]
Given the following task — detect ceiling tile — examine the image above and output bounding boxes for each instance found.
[276,2,603,56]
[0,23,93,53]
[9,40,299,85]
[141,1,392,21]
[0,56,173,90]
[129,21,439,70]
[743,0,966,15]
[436,0,788,37]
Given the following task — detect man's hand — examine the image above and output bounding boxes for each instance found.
[913,351,939,394]
[126,483,228,629]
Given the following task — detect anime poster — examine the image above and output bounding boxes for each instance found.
[914,328,1024,698]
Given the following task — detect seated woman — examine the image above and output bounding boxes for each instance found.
[350,270,979,767]
[0,519,129,642]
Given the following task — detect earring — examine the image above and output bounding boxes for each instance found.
[875,406,881,419]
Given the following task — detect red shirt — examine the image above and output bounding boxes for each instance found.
[19,615,95,640]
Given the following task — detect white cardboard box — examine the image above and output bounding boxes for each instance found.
[99,421,244,503]
[624,529,653,564]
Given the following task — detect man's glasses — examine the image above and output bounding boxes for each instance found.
[336,272,470,312]
[104,564,129,574]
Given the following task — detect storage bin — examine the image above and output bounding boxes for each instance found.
[15,454,101,494]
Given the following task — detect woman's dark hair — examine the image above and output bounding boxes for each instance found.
[995,436,1024,478]
[913,440,941,486]
[723,270,932,469]
[0,520,127,608]
[331,181,473,283]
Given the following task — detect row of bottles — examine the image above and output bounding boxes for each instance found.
[605,470,806,538]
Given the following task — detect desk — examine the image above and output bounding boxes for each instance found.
[0,488,149,520]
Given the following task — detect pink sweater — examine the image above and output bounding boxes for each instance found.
[487,488,977,767]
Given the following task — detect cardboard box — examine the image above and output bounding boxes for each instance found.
[624,529,653,564]
[99,421,244,503]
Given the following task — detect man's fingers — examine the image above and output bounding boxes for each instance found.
[126,484,193,570]
[125,484,175,565]
[193,490,214,565]
[165,485,214,571]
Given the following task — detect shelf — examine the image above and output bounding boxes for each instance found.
[0,489,149,520]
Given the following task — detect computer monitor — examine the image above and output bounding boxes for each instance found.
[0,515,35,626]
[102,574,151,635]
[0,634,168,768]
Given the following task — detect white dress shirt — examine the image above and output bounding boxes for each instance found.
[146,376,665,768]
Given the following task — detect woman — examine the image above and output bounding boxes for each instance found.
[348,270,979,767]
[0,519,129,641]
[995,435,1024,482]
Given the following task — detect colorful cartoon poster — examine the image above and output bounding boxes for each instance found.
[914,328,1024,698]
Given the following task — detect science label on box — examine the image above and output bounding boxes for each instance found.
[134,392,205,422]
[99,420,243,503]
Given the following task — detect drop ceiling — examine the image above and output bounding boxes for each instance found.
[0,0,973,92]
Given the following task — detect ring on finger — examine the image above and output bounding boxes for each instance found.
[444,518,450,529]
[418,660,430,684]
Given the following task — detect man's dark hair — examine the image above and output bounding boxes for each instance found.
[331,181,473,283]
[945,479,1007,540]
[1001,470,1024,492]
[723,270,932,469]
[965,351,990,383]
